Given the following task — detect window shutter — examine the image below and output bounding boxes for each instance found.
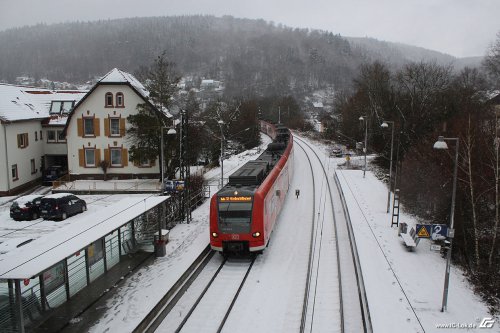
[79,149,84,167]
[17,134,21,148]
[104,148,110,163]
[122,148,128,167]
[96,149,101,165]
[25,133,29,147]
[119,118,125,137]
[94,118,100,136]
[77,118,83,137]
[104,118,110,137]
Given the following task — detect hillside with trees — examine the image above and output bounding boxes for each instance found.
[0,15,470,99]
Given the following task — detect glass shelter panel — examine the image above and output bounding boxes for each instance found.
[0,281,17,333]
[67,251,87,297]
[20,278,43,327]
[121,223,134,254]
[88,240,105,283]
[105,230,120,269]
[42,261,66,309]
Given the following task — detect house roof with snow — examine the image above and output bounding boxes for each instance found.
[63,68,170,134]
[312,102,324,108]
[0,84,86,123]
[99,68,149,99]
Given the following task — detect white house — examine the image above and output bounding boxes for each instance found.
[64,68,163,180]
[0,84,86,195]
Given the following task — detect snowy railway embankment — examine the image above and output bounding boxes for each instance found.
[336,169,494,333]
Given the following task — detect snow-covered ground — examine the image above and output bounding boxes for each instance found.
[85,134,496,333]
[1,133,496,332]
[337,169,497,332]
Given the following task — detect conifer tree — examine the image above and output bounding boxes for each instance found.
[127,52,180,179]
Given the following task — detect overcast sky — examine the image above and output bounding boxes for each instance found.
[0,0,498,58]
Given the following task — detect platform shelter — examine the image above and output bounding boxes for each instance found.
[0,195,168,333]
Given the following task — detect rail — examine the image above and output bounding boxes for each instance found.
[295,141,318,333]
[295,137,344,333]
[334,172,373,333]
[133,245,213,333]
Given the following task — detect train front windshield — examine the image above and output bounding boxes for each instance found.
[218,200,253,233]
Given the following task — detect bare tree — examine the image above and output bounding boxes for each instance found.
[483,31,500,89]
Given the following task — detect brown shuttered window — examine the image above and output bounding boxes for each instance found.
[77,118,83,137]
[122,148,128,167]
[95,149,101,165]
[84,148,97,167]
[83,117,94,137]
[78,149,85,167]
[119,118,125,137]
[94,118,100,136]
[104,148,110,163]
[110,118,120,137]
[104,118,110,137]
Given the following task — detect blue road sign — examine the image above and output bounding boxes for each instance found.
[431,224,448,240]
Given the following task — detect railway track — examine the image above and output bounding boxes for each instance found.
[295,136,372,333]
[137,251,255,333]
[137,135,371,333]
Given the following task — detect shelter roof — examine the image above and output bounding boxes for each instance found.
[0,196,167,280]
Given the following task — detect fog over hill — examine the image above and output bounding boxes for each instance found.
[346,37,483,70]
[0,15,483,97]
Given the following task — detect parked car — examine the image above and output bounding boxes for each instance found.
[10,195,44,221]
[40,193,86,220]
[43,165,67,185]
[163,179,185,194]
[329,147,343,157]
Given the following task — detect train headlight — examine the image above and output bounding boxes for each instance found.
[212,232,218,238]
[252,232,261,237]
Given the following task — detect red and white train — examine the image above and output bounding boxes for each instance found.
[209,120,294,255]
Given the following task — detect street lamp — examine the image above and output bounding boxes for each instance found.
[213,124,251,189]
[433,135,459,312]
[359,115,368,178]
[381,120,395,213]
[160,125,177,189]
[217,120,225,189]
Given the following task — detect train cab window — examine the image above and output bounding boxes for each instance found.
[218,202,252,225]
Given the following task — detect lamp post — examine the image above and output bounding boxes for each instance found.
[161,127,165,188]
[156,124,176,257]
[160,125,177,189]
[359,115,368,178]
[381,120,395,213]
[217,120,225,189]
[433,135,459,312]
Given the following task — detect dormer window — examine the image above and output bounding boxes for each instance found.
[50,101,75,114]
[116,92,124,107]
[105,93,113,107]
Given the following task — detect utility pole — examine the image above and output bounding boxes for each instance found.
[218,120,225,189]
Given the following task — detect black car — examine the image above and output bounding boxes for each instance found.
[10,195,44,221]
[43,165,67,185]
[40,193,87,220]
